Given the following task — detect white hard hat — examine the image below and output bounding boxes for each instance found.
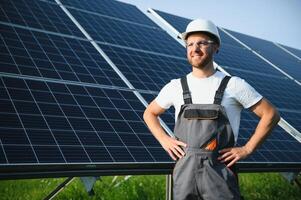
[181,18,221,46]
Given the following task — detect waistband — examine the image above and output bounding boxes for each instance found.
[183,147,220,166]
[184,147,218,156]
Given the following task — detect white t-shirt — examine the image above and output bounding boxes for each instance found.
[155,71,262,142]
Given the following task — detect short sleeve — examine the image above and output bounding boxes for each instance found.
[155,80,177,109]
[231,77,263,109]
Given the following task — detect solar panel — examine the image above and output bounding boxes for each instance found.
[60,0,155,26]
[0,24,126,87]
[218,44,286,77]
[280,44,301,59]
[98,43,190,91]
[149,8,301,170]
[0,76,171,178]
[65,8,185,58]
[0,0,84,37]
[225,29,301,81]
[216,49,301,131]
[53,1,193,93]
[0,0,180,179]
[55,1,193,92]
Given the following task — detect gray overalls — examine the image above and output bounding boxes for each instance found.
[173,76,241,200]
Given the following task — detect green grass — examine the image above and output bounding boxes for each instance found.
[239,173,301,200]
[0,173,300,200]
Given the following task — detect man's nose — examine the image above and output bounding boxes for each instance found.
[192,44,201,52]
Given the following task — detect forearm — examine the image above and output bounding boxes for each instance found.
[219,106,280,167]
[143,101,186,160]
[244,109,280,154]
[143,110,170,143]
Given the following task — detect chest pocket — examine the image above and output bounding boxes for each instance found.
[184,109,219,120]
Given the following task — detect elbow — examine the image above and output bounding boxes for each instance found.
[271,107,280,125]
[143,105,152,123]
[143,107,149,122]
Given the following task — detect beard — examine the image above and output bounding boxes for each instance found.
[188,53,213,69]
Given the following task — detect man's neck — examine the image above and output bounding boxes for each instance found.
[191,63,215,78]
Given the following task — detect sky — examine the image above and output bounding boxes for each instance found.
[118,0,301,50]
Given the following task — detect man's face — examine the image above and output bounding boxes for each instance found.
[186,33,219,69]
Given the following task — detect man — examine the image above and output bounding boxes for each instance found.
[143,18,280,200]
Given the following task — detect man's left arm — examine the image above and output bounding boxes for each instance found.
[218,98,280,167]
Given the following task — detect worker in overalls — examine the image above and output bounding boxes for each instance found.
[144,18,280,199]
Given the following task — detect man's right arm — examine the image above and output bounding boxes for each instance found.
[143,100,186,160]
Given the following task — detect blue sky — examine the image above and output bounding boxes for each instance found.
[118,0,301,50]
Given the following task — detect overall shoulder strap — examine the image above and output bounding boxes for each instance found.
[214,76,231,105]
[180,76,192,104]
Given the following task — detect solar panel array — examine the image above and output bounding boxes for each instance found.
[226,29,301,82]
[0,0,187,179]
[0,0,300,179]
[151,9,301,169]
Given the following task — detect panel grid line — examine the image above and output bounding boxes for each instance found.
[100,89,156,162]
[11,79,68,163]
[42,81,93,162]
[0,72,159,95]
[60,3,160,30]
[27,26,63,79]
[220,27,301,86]
[38,32,84,83]
[0,21,86,41]
[274,42,301,61]
[0,138,9,163]
[23,0,60,35]
[54,0,175,137]
[1,78,39,163]
[0,20,186,61]
[64,83,116,162]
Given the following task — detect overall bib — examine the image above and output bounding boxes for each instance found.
[173,76,241,200]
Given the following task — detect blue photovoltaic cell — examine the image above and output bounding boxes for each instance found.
[216,45,301,131]
[280,44,301,59]
[0,0,84,38]
[217,44,286,77]
[238,110,301,163]
[99,43,190,91]
[67,8,186,58]
[153,9,188,34]
[0,76,171,165]
[226,29,301,81]
[152,9,243,48]
[60,0,155,26]
[222,70,301,131]
[222,71,301,111]
[141,93,175,131]
[0,24,126,87]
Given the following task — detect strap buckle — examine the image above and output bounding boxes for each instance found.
[183,92,191,100]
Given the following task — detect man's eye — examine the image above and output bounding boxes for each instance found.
[197,41,208,45]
